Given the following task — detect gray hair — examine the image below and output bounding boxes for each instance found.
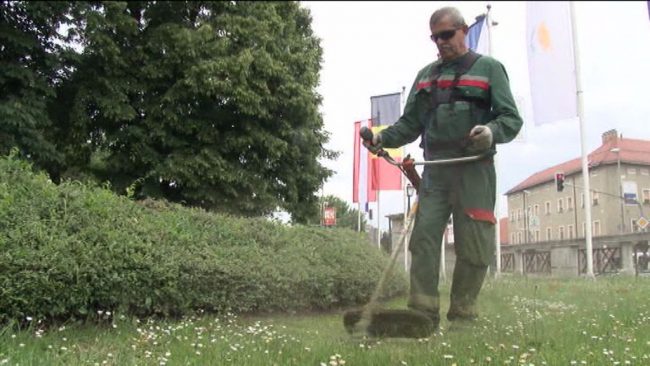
[429,7,466,28]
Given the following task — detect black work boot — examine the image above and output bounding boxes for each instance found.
[446,306,478,322]
[447,259,487,323]
[408,306,440,331]
[407,293,441,332]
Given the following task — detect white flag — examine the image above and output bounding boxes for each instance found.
[526,1,577,125]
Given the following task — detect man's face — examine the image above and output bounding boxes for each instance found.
[430,15,468,61]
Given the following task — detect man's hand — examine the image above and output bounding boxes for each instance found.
[467,125,493,153]
[360,128,382,154]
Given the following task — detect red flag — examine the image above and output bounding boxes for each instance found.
[353,121,361,203]
[353,119,371,205]
[366,125,402,202]
[367,142,376,202]
[370,156,402,191]
[367,93,403,198]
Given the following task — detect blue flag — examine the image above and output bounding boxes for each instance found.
[465,14,486,51]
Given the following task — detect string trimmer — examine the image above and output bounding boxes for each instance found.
[343,127,487,338]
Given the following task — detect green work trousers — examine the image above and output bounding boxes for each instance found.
[407,158,496,321]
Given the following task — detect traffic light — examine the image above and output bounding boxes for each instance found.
[555,172,565,192]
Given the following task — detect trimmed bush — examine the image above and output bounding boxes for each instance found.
[0,154,407,325]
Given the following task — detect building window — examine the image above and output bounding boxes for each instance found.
[545,201,551,215]
[643,189,650,204]
[592,192,599,206]
[558,226,565,240]
[632,219,640,232]
[534,204,540,216]
[641,168,649,176]
[518,209,522,222]
[627,167,636,175]
[582,222,585,237]
[546,227,552,241]
[557,198,564,213]
[517,232,522,244]
[567,197,574,210]
[593,221,601,236]
[581,193,584,208]
[567,224,575,239]
[511,233,516,244]
[510,211,515,222]
[535,230,540,242]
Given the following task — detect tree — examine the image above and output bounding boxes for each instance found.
[312,195,367,232]
[51,1,336,222]
[0,1,81,174]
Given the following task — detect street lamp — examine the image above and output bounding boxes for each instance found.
[406,184,415,213]
[610,147,625,233]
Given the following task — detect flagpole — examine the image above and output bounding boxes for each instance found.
[486,4,493,56]
[485,3,501,279]
[402,86,407,226]
[376,144,381,249]
[377,191,381,248]
[357,202,361,232]
[400,86,410,271]
[570,1,594,278]
[354,121,361,233]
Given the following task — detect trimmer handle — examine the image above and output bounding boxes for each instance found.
[359,126,374,142]
[359,126,384,156]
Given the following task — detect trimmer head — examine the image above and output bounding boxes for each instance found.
[343,308,436,339]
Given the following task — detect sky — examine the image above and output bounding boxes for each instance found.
[301,1,650,230]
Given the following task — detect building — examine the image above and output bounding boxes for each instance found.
[505,129,650,245]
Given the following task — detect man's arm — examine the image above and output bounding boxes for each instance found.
[485,61,523,144]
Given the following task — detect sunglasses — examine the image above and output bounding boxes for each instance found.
[430,28,459,42]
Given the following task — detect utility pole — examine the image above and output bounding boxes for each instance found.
[570,1,594,278]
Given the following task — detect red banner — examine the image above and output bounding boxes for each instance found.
[353,121,361,203]
[323,207,336,227]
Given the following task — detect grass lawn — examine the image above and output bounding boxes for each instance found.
[2,275,649,365]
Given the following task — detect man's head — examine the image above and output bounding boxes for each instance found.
[429,7,468,62]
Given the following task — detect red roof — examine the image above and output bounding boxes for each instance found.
[506,135,650,194]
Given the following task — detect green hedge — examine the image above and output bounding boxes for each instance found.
[0,154,407,325]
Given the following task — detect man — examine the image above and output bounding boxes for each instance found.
[364,7,522,328]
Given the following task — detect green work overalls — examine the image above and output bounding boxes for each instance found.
[379,51,523,323]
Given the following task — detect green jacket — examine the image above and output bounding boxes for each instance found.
[379,52,523,159]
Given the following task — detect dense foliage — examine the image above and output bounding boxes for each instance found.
[0,1,82,172]
[1,1,335,222]
[0,154,406,326]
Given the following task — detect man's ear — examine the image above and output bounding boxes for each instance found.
[461,24,469,35]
